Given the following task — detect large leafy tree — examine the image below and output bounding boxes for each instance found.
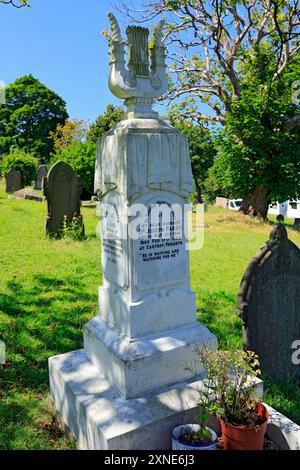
[52,142,97,198]
[87,104,124,143]
[120,0,300,217]
[167,106,216,202]
[0,75,68,161]
[209,50,300,218]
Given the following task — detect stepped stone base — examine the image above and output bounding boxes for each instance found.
[83,316,217,399]
[49,349,263,450]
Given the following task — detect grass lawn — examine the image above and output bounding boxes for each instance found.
[0,179,300,449]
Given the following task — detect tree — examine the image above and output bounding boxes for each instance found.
[49,119,88,153]
[87,104,124,143]
[1,148,37,186]
[0,75,68,161]
[208,49,300,218]
[0,0,29,7]
[120,0,300,217]
[52,142,96,198]
[167,106,216,202]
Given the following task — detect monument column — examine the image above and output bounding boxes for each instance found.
[49,13,217,449]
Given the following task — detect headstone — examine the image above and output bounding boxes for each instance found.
[237,224,300,384]
[44,161,84,237]
[35,165,48,190]
[5,168,22,193]
[48,13,216,450]
[13,188,44,202]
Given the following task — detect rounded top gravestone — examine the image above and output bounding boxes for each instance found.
[35,164,48,190]
[237,224,300,384]
[44,161,83,237]
[5,167,22,194]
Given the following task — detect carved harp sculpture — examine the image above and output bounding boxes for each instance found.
[108,12,168,119]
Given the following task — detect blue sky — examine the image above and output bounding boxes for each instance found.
[0,0,129,123]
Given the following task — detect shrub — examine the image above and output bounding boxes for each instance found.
[1,149,38,186]
[61,215,86,241]
[52,142,96,198]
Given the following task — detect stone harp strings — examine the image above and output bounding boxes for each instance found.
[126,26,150,77]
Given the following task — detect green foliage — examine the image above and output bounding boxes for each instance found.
[52,142,96,198]
[194,349,262,426]
[208,51,300,205]
[61,215,86,242]
[0,75,68,161]
[167,107,217,202]
[0,149,37,186]
[0,183,300,448]
[87,104,124,143]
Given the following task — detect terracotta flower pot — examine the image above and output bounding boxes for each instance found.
[219,403,269,450]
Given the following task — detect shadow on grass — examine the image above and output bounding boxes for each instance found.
[0,273,97,390]
[0,270,98,448]
[196,290,242,348]
[263,376,300,424]
[0,391,70,450]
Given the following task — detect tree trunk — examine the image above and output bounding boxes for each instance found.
[195,180,203,203]
[240,186,270,220]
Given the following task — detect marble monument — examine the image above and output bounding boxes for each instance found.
[48,13,217,449]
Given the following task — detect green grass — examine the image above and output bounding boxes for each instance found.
[0,180,300,449]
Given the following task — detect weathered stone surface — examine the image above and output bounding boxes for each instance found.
[44,161,84,237]
[13,188,44,202]
[35,164,48,190]
[237,224,300,383]
[49,350,263,450]
[84,316,217,399]
[108,13,168,119]
[5,168,22,193]
[95,119,197,339]
[49,13,217,450]
[265,403,300,450]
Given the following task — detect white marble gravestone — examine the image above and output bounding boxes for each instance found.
[49,13,217,449]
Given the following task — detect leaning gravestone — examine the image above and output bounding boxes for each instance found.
[5,168,22,193]
[35,165,48,190]
[48,13,216,450]
[237,224,300,384]
[44,161,84,237]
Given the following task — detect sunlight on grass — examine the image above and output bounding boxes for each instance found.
[0,180,300,448]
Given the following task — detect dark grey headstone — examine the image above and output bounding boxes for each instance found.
[237,225,300,384]
[5,168,22,193]
[44,161,84,237]
[35,165,48,190]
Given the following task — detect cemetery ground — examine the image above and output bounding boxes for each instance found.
[0,179,300,450]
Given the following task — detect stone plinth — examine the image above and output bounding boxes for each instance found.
[50,350,263,450]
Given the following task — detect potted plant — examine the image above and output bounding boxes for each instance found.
[172,405,218,451]
[172,373,219,450]
[197,348,269,450]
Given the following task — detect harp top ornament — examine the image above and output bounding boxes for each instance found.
[107,12,168,119]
